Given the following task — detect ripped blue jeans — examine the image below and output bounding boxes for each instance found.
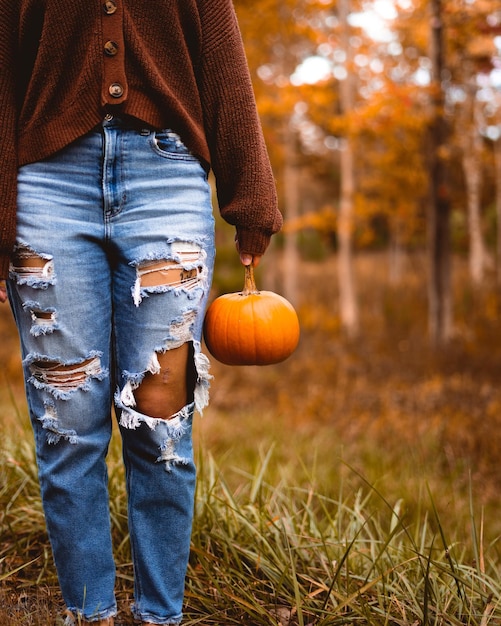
[7,116,215,624]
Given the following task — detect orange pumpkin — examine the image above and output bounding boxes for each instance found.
[203,265,300,366]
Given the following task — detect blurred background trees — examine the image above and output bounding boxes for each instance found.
[231,0,501,345]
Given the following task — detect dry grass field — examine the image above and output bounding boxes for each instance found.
[2,252,501,624]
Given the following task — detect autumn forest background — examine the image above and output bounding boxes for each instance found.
[2,0,501,623]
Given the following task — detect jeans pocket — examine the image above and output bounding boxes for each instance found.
[150,130,199,162]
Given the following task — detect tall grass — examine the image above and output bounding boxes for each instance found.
[189,451,501,625]
[2,253,501,624]
[1,430,501,625]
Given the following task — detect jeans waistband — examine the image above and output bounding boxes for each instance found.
[101,112,154,132]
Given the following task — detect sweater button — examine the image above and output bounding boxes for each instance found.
[103,0,117,14]
[104,40,119,56]
[109,83,124,98]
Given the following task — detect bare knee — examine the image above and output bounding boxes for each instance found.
[133,343,196,419]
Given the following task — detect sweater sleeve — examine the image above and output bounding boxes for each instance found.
[0,2,19,279]
[197,0,282,256]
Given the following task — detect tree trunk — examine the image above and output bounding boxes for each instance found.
[338,139,358,335]
[464,143,485,285]
[282,120,300,307]
[462,80,487,285]
[389,224,404,286]
[495,136,501,285]
[337,0,359,337]
[427,0,452,345]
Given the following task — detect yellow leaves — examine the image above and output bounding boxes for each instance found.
[468,35,497,61]
[356,83,430,133]
[232,0,498,258]
[284,205,337,235]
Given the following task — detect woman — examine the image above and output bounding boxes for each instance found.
[0,1,282,624]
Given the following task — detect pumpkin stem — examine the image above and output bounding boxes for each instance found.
[242,264,259,295]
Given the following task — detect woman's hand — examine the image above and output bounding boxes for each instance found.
[239,252,261,267]
[0,281,8,304]
[236,236,262,268]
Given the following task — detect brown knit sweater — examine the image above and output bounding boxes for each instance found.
[0,0,282,279]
